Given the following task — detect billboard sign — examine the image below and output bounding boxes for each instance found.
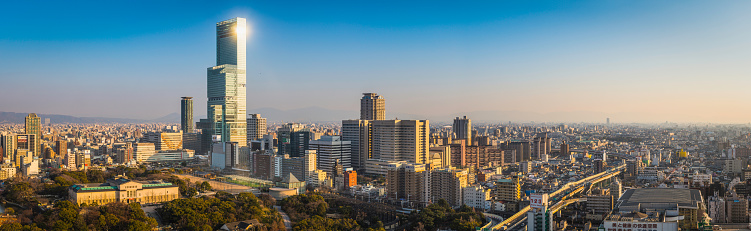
[530,193,549,209]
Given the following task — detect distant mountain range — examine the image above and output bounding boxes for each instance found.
[0,108,647,124]
[0,112,180,124]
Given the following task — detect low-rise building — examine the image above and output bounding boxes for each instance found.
[68,176,179,205]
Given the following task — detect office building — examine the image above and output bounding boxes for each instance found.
[204,17,248,146]
[453,116,472,145]
[246,114,267,143]
[360,93,385,120]
[289,131,312,157]
[13,134,37,167]
[181,97,194,133]
[24,113,41,157]
[310,136,351,176]
[133,143,156,162]
[182,133,201,152]
[223,142,240,169]
[341,119,371,170]
[253,151,273,180]
[147,132,183,151]
[371,120,429,164]
[277,123,306,156]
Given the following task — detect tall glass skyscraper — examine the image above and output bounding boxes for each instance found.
[206,17,247,146]
[181,97,193,133]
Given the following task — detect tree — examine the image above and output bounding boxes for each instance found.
[158,192,283,230]
[293,216,359,231]
[4,180,35,205]
[5,208,14,215]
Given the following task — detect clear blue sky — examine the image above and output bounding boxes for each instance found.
[2,1,750,123]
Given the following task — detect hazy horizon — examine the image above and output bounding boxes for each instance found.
[3,1,751,123]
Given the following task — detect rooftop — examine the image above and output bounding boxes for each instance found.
[617,188,703,212]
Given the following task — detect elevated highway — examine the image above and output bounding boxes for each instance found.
[491,164,625,230]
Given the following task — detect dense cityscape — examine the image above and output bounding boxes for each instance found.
[2,3,751,231]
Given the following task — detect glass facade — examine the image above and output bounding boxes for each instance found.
[207,18,247,146]
[181,97,193,133]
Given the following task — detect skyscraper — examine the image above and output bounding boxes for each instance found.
[24,113,41,156]
[246,114,267,143]
[181,97,193,133]
[206,17,247,146]
[452,116,472,145]
[360,93,385,120]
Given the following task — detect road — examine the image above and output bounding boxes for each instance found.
[274,205,292,231]
[176,174,253,194]
[141,204,163,226]
[492,164,626,230]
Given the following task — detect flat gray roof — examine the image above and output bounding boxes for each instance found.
[617,188,703,211]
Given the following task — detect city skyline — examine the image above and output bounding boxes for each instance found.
[3,1,751,123]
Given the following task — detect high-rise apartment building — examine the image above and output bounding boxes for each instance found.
[430,168,468,207]
[371,120,429,164]
[181,97,194,133]
[453,116,472,145]
[205,17,247,146]
[24,113,41,156]
[2,135,15,165]
[560,141,570,157]
[246,114,267,143]
[387,163,428,205]
[726,196,748,223]
[504,141,531,161]
[493,176,522,202]
[56,140,67,161]
[360,93,385,120]
[310,136,352,176]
